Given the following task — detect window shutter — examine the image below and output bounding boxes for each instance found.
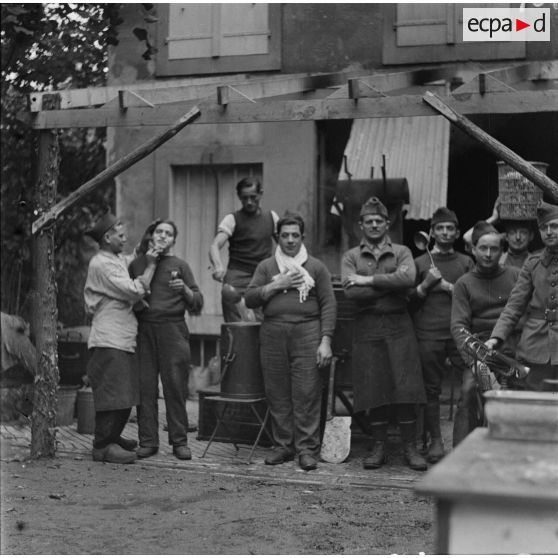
[395,5,450,47]
[384,3,525,64]
[220,4,270,56]
[167,4,269,61]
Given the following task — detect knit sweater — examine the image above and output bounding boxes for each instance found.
[129,254,203,323]
[245,255,337,339]
[411,251,474,340]
[451,265,520,363]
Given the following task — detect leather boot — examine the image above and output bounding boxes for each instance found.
[363,422,387,469]
[427,438,445,463]
[424,402,445,463]
[399,421,428,471]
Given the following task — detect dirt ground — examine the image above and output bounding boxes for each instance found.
[1,451,435,555]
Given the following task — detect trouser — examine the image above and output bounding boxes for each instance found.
[136,321,191,448]
[418,338,466,404]
[93,408,131,449]
[260,320,323,457]
[418,338,466,439]
[452,367,483,447]
[368,404,417,443]
[222,268,263,323]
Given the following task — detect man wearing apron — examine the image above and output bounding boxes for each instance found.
[342,197,427,471]
[84,213,159,464]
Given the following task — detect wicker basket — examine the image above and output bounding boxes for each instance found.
[497,161,548,220]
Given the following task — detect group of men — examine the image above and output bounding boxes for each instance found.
[83,176,558,472]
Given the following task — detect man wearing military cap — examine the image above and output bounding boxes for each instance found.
[486,202,558,390]
[84,213,161,464]
[342,197,427,471]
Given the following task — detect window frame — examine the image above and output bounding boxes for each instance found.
[382,4,525,65]
[155,4,282,77]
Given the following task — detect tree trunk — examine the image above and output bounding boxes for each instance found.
[30,124,60,458]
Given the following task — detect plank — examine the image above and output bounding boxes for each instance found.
[23,90,558,130]
[453,61,558,94]
[29,70,372,112]
[327,64,459,99]
[32,106,201,234]
[424,91,558,203]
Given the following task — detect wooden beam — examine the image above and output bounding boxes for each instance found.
[453,61,558,94]
[29,70,370,112]
[327,64,459,99]
[23,90,558,130]
[32,106,201,234]
[423,91,558,203]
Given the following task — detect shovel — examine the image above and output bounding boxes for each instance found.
[320,356,351,464]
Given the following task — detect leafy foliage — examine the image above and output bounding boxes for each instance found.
[1,4,119,324]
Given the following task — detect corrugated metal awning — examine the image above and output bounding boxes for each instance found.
[338,115,450,220]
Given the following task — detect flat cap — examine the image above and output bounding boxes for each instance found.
[86,213,119,243]
[431,207,458,227]
[536,201,558,228]
[471,220,500,246]
[360,196,388,219]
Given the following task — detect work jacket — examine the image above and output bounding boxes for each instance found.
[491,249,558,365]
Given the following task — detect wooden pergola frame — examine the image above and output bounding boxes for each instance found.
[25,59,558,457]
[24,61,558,129]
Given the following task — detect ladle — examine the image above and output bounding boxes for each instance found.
[413,231,435,267]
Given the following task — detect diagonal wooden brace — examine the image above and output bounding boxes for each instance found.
[423,91,558,203]
[32,106,201,235]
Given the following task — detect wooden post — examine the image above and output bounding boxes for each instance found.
[32,106,202,234]
[423,91,558,203]
[30,97,61,458]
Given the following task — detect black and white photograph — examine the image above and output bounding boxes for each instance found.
[1,2,557,554]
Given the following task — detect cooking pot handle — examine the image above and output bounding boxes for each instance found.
[220,326,236,383]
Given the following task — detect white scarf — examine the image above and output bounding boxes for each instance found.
[274,244,315,303]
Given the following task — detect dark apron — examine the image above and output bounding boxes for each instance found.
[86,348,139,412]
[351,312,425,412]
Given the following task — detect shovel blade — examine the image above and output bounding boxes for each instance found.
[320,417,351,464]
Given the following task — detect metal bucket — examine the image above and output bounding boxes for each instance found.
[497,161,547,220]
[220,322,264,399]
[77,388,95,434]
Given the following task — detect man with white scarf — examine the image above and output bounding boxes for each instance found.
[245,213,337,471]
